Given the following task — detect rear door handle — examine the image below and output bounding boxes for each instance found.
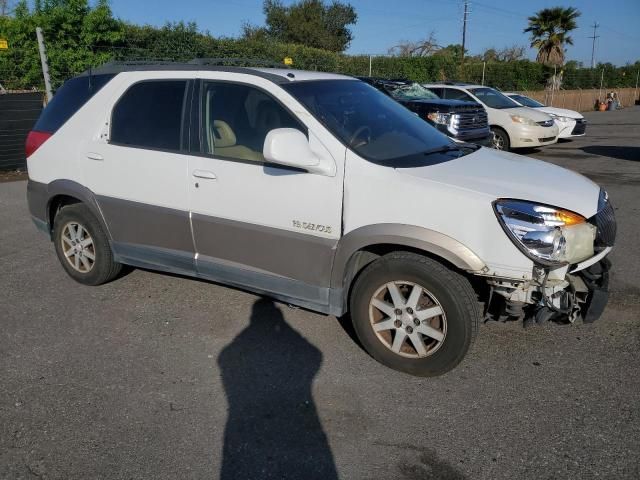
[86,152,104,161]
[192,170,217,180]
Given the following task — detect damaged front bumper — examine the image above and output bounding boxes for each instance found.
[485,253,612,326]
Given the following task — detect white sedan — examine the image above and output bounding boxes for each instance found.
[504,92,586,139]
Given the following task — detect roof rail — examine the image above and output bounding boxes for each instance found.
[98,60,182,67]
[188,58,287,68]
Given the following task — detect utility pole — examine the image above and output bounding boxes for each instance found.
[461,0,469,62]
[589,22,599,69]
[36,27,53,103]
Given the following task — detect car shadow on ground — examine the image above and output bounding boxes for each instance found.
[217,298,338,480]
[581,145,640,161]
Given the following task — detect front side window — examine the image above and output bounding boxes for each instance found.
[202,81,304,162]
[509,94,545,108]
[111,80,187,150]
[468,87,519,109]
[442,88,475,102]
[283,80,474,167]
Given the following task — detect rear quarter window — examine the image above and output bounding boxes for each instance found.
[33,74,115,133]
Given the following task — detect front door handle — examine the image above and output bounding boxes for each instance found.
[86,152,104,161]
[192,170,217,180]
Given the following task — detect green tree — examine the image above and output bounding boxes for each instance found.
[0,0,124,89]
[243,0,357,52]
[524,6,580,66]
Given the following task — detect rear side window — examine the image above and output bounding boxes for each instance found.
[33,74,114,133]
[111,80,188,151]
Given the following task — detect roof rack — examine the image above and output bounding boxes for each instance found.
[188,58,288,68]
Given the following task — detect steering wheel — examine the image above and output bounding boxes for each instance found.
[349,126,372,148]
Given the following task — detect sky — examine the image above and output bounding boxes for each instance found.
[107,0,640,66]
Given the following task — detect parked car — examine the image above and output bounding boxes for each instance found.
[424,83,559,151]
[358,77,492,147]
[26,63,615,376]
[503,92,587,138]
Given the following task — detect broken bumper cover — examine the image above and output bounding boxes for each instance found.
[579,257,610,323]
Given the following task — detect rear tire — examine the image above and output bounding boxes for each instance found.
[490,127,510,151]
[53,203,122,285]
[349,252,480,377]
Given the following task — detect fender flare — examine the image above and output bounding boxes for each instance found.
[330,224,486,290]
[45,179,112,240]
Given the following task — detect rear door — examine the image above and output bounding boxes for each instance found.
[187,78,343,305]
[83,77,196,272]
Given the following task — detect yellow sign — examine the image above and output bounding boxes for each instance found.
[0,39,8,50]
[284,57,293,66]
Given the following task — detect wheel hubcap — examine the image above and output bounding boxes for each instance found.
[368,281,447,359]
[61,222,95,273]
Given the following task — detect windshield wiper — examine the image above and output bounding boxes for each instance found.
[420,145,462,156]
[421,143,480,157]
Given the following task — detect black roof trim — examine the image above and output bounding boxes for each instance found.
[78,61,290,84]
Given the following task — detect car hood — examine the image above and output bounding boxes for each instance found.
[398,148,600,217]
[536,106,583,119]
[497,106,553,122]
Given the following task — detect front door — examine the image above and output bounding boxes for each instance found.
[188,79,343,306]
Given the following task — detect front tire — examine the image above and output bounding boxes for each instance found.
[53,203,122,285]
[349,252,480,376]
[490,127,510,151]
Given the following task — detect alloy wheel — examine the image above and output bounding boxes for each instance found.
[61,222,96,273]
[368,281,447,358]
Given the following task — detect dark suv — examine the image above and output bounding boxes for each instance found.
[359,77,492,147]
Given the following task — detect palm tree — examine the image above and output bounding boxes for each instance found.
[524,7,581,66]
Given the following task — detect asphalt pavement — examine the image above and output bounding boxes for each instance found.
[1,107,639,480]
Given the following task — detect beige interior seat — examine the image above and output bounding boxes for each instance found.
[205,88,263,162]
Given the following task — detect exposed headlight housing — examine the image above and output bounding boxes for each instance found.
[510,115,538,126]
[494,199,596,266]
[427,112,451,125]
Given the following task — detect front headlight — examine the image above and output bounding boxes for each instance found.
[510,115,538,126]
[550,114,572,123]
[426,112,451,125]
[494,199,596,266]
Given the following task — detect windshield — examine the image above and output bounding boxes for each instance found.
[389,83,440,101]
[509,94,545,108]
[469,87,520,109]
[283,80,474,167]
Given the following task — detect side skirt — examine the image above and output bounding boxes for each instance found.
[112,242,342,316]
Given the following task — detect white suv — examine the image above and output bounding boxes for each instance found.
[26,62,615,376]
[424,83,559,151]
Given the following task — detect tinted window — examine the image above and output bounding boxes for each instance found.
[202,81,304,162]
[284,80,468,167]
[443,88,475,102]
[468,87,519,109]
[424,87,444,97]
[33,74,114,133]
[111,80,187,150]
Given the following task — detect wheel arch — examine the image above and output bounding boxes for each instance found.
[329,225,487,316]
[46,180,112,241]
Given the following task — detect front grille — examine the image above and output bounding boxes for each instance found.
[538,136,556,142]
[537,120,554,127]
[450,110,489,132]
[571,119,587,135]
[591,201,617,248]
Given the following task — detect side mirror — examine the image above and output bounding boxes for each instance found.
[263,128,327,174]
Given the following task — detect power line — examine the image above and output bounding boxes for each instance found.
[588,22,600,68]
